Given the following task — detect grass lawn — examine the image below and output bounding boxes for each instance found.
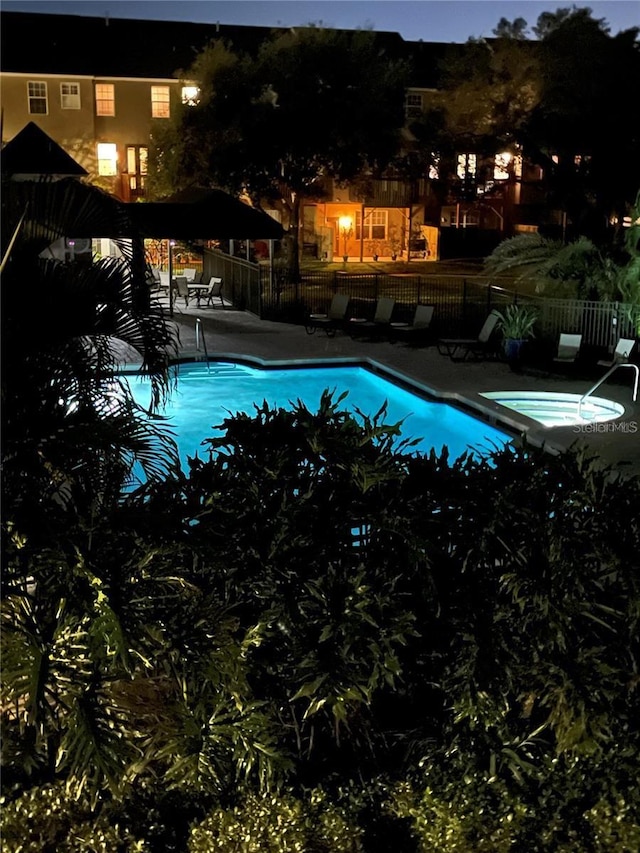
[293,258,543,298]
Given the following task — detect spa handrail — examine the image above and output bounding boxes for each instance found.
[577,362,639,419]
[195,318,211,374]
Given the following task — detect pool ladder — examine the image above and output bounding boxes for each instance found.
[195,318,211,374]
[577,361,639,420]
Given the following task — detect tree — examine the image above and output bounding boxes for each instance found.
[492,16,529,40]
[524,8,640,237]
[484,190,640,308]
[412,7,639,242]
[149,26,410,278]
[1,178,179,530]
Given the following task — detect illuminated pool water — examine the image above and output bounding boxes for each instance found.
[125,360,512,469]
[480,391,625,428]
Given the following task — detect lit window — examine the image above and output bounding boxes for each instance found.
[457,153,477,180]
[429,154,440,180]
[126,145,148,174]
[151,86,170,118]
[494,151,523,180]
[181,85,200,105]
[60,82,81,109]
[125,146,148,198]
[97,142,118,176]
[28,81,48,114]
[95,83,115,116]
[494,152,511,180]
[356,209,387,240]
[405,92,423,118]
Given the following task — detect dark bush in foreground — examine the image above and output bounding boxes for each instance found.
[2,396,639,850]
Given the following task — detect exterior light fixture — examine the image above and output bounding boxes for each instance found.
[181,85,200,105]
[338,215,353,262]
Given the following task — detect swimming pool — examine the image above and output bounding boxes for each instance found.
[480,391,625,428]
[125,360,512,469]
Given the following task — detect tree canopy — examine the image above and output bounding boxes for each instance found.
[421,7,640,238]
[149,26,410,275]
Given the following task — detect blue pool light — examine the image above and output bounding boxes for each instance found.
[124,360,513,471]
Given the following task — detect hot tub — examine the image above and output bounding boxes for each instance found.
[480,391,625,428]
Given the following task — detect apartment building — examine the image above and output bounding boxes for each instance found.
[1,10,541,260]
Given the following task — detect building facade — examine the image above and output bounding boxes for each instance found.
[1,10,547,261]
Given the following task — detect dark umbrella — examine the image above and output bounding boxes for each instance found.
[1,122,88,179]
[124,187,283,240]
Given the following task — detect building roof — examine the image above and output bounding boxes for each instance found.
[0,10,458,86]
[0,11,279,78]
[1,121,88,178]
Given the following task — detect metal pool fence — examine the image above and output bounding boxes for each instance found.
[258,267,517,337]
[200,249,638,350]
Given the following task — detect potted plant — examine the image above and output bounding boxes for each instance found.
[494,304,538,367]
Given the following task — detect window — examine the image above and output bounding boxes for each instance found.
[494,151,522,181]
[126,145,148,198]
[28,81,48,114]
[457,153,477,180]
[60,82,81,109]
[429,154,440,180]
[97,142,118,176]
[151,86,170,118]
[181,85,200,105]
[494,152,511,181]
[405,92,423,118]
[356,209,387,240]
[95,83,115,116]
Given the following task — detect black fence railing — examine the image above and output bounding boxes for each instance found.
[258,268,520,337]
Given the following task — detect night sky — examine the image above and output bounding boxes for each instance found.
[2,0,639,42]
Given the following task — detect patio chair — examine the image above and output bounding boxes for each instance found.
[172,276,191,307]
[389,304,435,345]
[437,310,501,362]
[348,297,396,339]
[145,267,161,289]
[182,268,197,282]
[197,276,225,308]
[305,293,350,337]
[553,333,582,364]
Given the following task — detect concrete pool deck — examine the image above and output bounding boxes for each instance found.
[161,301,640,478]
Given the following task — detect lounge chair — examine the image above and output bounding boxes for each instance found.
[597,337,636,367]
[553,333,582,364]
[597,338,638,401]
[348,297,396,339]
[389,304,435,345]
[437,310,501,361]
[305,293,350,337]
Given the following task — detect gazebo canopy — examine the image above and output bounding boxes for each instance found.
[1,122,88,179]
[125,188,284,240]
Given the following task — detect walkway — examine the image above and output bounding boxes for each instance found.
[162,300,640,477]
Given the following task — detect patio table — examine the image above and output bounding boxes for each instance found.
[187,282,213,307]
